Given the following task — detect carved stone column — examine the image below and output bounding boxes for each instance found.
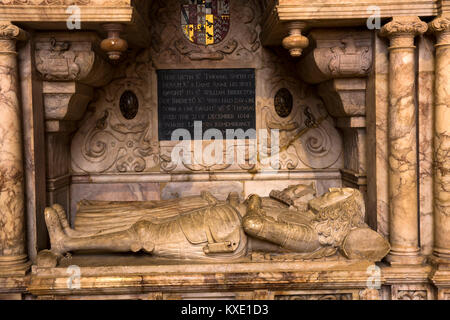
[429,14,450,263]
[380,16,427,265]
[0,22,30,275]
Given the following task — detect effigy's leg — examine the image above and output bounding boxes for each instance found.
[44,207,155,255]
[242,195,321,252]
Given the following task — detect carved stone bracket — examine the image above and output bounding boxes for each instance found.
[297,30,372,192]
[35,32,113,131]
[297,30,372,84]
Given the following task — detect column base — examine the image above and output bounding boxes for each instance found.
[430,250,450,267]
[386,250,426,266]
[0,255,31,276]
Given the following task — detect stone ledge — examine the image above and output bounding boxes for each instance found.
[0,275,29,295]
[28,257,379,297]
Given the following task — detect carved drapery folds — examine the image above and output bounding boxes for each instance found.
[380,16,428,265]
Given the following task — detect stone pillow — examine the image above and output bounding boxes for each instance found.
[340,228,391,261]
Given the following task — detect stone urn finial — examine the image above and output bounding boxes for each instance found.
[282,21,309,57]
[100,23,128,61]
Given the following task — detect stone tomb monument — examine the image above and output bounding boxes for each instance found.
[0,0,448,300]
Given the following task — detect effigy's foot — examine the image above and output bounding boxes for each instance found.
[52,203,104,238]
[44,207,70,255]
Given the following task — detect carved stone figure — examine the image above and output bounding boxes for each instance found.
[43,186,390,262]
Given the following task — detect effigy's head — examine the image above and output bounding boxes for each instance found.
[281,183,316,200]
[308,188,367,247]
[269,183,316,210]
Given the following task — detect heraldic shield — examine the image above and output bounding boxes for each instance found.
[181,0,230,46]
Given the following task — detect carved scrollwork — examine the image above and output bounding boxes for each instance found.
[160,140,256,173]
[429,14,450,33]
[0,22,22,40]
[397,290,427,300]
[71,77,159,173]
[174,39,238,61]
[261,83,343,170]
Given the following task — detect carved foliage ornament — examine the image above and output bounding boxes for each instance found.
[380,16,428,37]
[0,22,25,41]
[429,14,450,33]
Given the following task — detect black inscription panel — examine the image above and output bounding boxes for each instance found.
[157,68,256,141]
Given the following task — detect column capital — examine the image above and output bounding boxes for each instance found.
[380,16,428,39]
[429,14,450,46]
[429,14,450,32]
[0,21,26,41]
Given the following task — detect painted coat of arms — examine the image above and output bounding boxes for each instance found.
[181,0,230,45]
